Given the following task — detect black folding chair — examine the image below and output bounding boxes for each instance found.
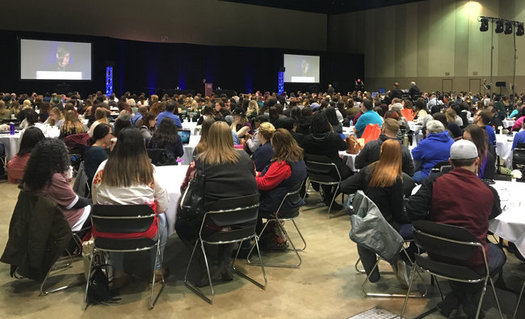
[303,154,344,218]
[184,194,267,304]
[247,181,306,268]
[513,143,525,170]
[84,205,164,310]
[401,220,504,319]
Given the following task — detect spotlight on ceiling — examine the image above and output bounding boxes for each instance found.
[504,21,513,34]
[495,19,504,33]
[480,17,489,32]
[517,23,524,36]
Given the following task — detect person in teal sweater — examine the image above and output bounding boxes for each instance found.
[354,99,383,137]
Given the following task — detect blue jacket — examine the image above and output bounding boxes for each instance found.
[355,110,383,137]
[485,125,496,146]
[156,111,182,128]
[411,131,454,178]
[513,130,525,150]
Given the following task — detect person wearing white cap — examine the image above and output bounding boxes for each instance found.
[406,139,505,318]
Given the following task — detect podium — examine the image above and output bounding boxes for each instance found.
[205,83,213,97]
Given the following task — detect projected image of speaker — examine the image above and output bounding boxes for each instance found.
[20,39,92,80]
[283,54,320,83]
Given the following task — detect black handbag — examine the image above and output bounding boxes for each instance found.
[179,160,205,221]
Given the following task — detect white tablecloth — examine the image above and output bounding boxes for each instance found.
[0,132,22,160]
[154,165,189,236]
[489,180,525,256]
[181,138,200,165]
[495,134,514,168]
[339,150,358,172]
[502,119,515,128]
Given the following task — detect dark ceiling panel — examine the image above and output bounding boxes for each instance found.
[220,0,425,15]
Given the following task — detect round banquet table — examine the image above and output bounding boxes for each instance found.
[154,164,189,236]
[489,180,525,257]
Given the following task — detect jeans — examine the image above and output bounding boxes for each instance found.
[111,212,168,272]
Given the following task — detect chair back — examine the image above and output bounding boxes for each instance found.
[413,220,481,262]
[431,160,450,173]
[304,154,341,182]
[91,204,156,233]
[201,194,260,243]
[91,205,157,251]
[146,148,178,166]
[513,143,525,168]
[275,181,304,217]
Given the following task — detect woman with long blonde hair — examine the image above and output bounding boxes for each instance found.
[59,110,85,138]
[176,121,257,287]
[341,139,410,286]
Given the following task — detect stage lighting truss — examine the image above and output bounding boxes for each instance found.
[504,21,513,34]
[479,16,525,37]
[495,19,504,33]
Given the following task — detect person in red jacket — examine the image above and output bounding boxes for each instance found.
[407,140,505,318]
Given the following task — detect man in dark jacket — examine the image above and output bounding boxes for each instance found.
[406,140,505,318]
[355,118,414,176]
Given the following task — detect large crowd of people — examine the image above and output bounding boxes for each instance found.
[1,84,525,317]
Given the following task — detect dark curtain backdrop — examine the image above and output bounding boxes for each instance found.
[0,30,363,96]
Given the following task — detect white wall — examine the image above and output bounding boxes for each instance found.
[329,0,525,93]
[0,0,327,51]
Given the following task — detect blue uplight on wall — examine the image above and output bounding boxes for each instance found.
[278,71,284,95]
[105,66,113,96]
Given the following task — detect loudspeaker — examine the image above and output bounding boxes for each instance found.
[495,81,506,87]
[279,67,286,72]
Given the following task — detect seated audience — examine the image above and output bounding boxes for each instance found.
[406,140,505,318]
[87,107,110,137]
[512,120,525,150]
[341,139,411,287]
[463,124,495,179]
[251,122,276,172]
[231,107,251,138]
[44,107,64,129]
[302,112,351,209]
[245,115,269,154]
[7,127,45,184]
[156,100,182,128]
[194,118,215,157]
[148,117,184,165]
[445,107,463,139]
[474,109,496,145]
[0,100,11,121]
[354,99,383,138]
[511,108,525,132]
[256,129,307,249]
[411,120,454,183]
[84,124,113,185]
[23,138,91,231]
[355,118,414,176]
[175,121,258,286]
[137,112,156,144]
[92,128,168,287]
[60,110,86,138]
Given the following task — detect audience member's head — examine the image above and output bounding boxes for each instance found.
[199,121,239,165]
[426,120,446,134]
[463,124,487,161]
[102,128,152,187]
[382,118,400,137]
[311,112,331,134]
[18,127,45,156]
[449,139,479,169]
[270,128,303,163]
[258,122,276,142]
[90,123,112,146]
[23,138,70,192]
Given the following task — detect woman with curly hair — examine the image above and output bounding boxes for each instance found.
[60,110,85,138]
[148,118,184,165]
[23,138,91,231]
